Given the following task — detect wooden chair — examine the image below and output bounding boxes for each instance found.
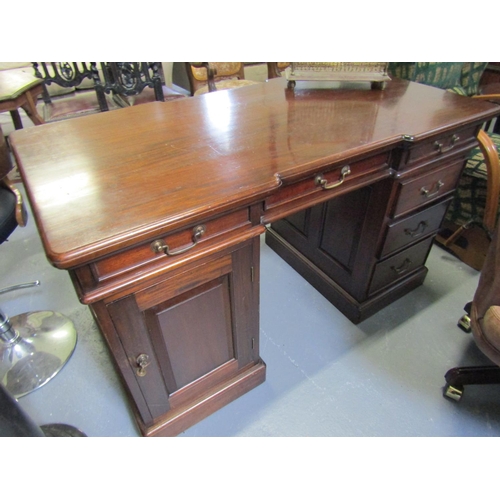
[185,63,261,96]
[0,124,26,241]
[266,63,291,79]
[93,63,186,110]
[444,222,500,401]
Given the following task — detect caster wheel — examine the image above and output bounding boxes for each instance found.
[287,80,296,89]
[444,384,463,401]
[458,313,471,333]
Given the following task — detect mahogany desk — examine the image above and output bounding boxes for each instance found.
[10,78,500,436]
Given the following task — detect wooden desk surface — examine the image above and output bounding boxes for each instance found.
[10,78,500,269]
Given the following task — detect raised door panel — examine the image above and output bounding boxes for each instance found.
[145,276,235,392]
[270,179,392,300]
[105,238,260,430]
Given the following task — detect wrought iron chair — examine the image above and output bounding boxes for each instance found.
[31,62,118,121]
[0,125,77,399]
[93,62,185,110]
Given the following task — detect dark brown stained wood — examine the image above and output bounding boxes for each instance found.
[147,276,234,390]
[10,75,500,435]
[369,236,434,295]
[380,199,450,258]
[10,78,499,269]
[107,295,171,424]
[95,238,262,435]
[391,158,466,217]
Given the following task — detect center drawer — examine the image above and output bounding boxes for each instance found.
[263,151,390,221]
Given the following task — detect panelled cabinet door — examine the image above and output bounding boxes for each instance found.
[104,237,261,435]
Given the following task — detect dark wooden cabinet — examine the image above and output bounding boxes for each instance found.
[266,126,480,323]
[11,77,500,435]
[89,236,264,437]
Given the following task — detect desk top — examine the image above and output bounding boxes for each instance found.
[10,78,500,268]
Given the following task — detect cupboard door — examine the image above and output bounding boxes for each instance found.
[105,238,260,433]
[270,179,392,299]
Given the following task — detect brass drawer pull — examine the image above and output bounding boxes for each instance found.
[420,180,444,198]
[434,134,459,154]
[136,354,150,377]
[391,258,412,275]
[315,166,351,190]
[404,220,428,237]
[151,225,206,257]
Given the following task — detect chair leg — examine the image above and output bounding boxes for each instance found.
[444,366,500,401]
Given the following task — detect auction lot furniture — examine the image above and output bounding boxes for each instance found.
[9,78,499,436]
[0,70,44,129]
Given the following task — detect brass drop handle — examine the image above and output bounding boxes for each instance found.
[391,258,412,275]
[315,166,351,190]
[151,225,206,257]
[136,354,150,377]
[404,220,428,237]
[434,134,459,154]
[420,180,444,198]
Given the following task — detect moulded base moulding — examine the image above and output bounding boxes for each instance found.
[265,228,428,324]
[139,359,266,437]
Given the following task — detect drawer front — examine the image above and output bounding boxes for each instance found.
[369,236,434,295]
[264,152,390,216]
[91,208,252,284]
[401,125,478,169]
[392,158,464,217]
[380,199,450,258]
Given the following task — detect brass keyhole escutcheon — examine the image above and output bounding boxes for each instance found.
[136,354,151,377]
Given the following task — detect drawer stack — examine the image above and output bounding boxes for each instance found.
[266,125,480,323]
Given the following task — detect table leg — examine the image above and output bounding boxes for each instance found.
[20,90,45,126]
[9,110,24,130]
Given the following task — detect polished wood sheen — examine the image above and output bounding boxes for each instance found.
[10,78,498,268]
[10,77,500,435]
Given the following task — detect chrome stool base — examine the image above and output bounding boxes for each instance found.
[0,309,77,398]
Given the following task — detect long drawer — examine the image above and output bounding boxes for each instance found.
[263,151,390,222]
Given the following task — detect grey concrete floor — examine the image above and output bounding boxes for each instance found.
[2,180,500,438]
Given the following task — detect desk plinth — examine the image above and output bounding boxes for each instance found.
[85,231,265,437]
[10,78,500,435]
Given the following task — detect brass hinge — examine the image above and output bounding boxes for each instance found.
[251,266,255,282]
